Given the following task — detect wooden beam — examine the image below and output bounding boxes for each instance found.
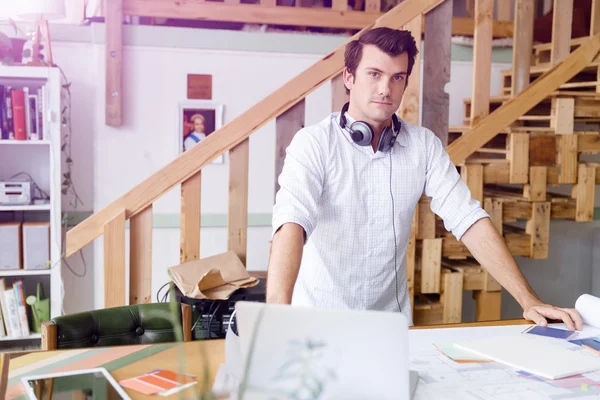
[275,100,306,199]
[461,164,484,203]
[130,205,152,304]
[524,166,547,201]
[508,133,529,183]
[592,0,600,36]
[124,0,380,29]
[121,1,513,37]
[398,14,423,125]
[365,0,381,13]
[473,290,502,321]
[181,172,201,263]
[557,134,578,183]
[483,198,503,234]
[442,268,463,324]
[450,16,513,37]
[573,164,596,221]
[228,139,250,265]
[447,33,600,166]
[416,200,436,239]
[420,238,442,294]
[496,0,512,21]
[526,201,550,259]
[511,0,534,96]
[104,210,126,308]
[407,210,417,316]
[470,0,493,126]
[422,0,452,146]
[551,97,574,134]
[106,0,123,126]
[67,0,445,256]
[550,0,573,66]
[332,0,348,12]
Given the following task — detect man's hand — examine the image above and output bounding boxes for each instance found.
[523,301,583,331]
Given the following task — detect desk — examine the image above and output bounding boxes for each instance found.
[5,319,599,400]
[5,341,225,400]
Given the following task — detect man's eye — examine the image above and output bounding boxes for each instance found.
[370,72,379,77]
[394,75,404,81]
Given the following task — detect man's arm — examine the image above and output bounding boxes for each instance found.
[266,223,305,304]
[461,217,583,331]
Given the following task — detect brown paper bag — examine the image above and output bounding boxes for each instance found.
[168,251,259,300]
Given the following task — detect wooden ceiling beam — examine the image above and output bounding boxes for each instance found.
[105,0,123,127]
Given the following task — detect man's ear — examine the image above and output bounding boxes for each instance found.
[342,67,354,91]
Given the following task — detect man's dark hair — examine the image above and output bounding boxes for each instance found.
[344,27,418,82]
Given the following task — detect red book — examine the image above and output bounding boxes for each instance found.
[11,90,26,140]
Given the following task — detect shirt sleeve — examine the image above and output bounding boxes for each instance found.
[423,129,489,241]
[272,129,325,241]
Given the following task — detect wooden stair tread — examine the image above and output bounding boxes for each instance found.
[501,61,600,76]
[532,36,589,52]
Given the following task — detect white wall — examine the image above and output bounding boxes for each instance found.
[48,25,598,317]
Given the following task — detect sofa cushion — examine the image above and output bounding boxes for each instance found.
[51,303,183,349]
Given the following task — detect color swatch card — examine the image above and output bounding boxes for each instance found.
[522,325,579,340]
[570,337,600,355]
[120,369,197,396]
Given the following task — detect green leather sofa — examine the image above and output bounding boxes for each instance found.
[41,303,192,350]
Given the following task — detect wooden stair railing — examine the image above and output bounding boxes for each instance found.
[67,0,446,308]
[447,33,600,166]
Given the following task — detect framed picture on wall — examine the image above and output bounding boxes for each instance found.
[178,101,224,163]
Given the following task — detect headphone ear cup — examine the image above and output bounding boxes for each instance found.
[349,121,373,147]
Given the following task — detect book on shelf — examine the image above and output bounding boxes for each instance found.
[0,277,34,339]
[0,84,46,141]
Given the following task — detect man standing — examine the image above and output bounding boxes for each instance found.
[267,27,582,330]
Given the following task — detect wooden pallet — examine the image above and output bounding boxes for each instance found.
[413,258,502,325]
[463,94,600,133]
[532,37,600,67]
[501,64,600,96]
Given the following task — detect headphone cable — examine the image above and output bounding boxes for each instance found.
[389,151,402,313]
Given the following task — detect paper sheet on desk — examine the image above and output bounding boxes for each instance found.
[168,251,258,300]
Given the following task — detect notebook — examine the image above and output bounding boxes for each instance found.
[454,334,600,380]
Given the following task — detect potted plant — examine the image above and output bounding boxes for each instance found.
[0,19,27,64]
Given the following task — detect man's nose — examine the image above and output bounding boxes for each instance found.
[378,78,391,97]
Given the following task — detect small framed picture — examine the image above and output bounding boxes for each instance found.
[178,101,224,163]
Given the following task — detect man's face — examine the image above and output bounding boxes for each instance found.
[344,45,409,126]
[193,117,205,133]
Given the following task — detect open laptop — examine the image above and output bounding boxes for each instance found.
[234,301,418,400]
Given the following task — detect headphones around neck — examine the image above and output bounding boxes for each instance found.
[339,102,401,153]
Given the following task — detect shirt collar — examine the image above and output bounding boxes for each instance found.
[337,111,408,148]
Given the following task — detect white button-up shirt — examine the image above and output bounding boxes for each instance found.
[272,112,488,324]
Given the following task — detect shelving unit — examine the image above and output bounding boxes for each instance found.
[0,65,62,347]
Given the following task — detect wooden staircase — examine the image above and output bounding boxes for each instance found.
[65,0,600,326]
[412,0,600,325]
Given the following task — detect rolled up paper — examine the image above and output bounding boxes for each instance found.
[575,294,600,329]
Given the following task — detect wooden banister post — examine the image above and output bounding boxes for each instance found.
[229,139,250,266]
[511,0,534,96]
[130,205,153,304]
[550,0,573,66]
[470,0,493,126]
[104,210,126,308]
[181,172,201,263]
